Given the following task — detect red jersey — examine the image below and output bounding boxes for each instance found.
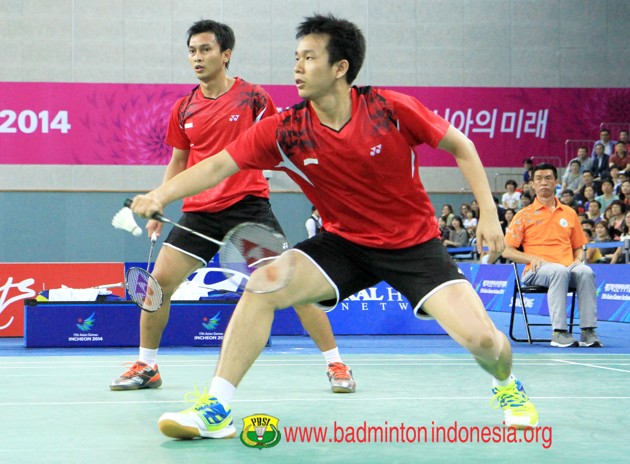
[165,77,276,213]
[227,86,450,249]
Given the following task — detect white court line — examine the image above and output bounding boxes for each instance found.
[1,395,629,407]
[553,359,630,373]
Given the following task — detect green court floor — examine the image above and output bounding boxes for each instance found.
[1,349,628,463]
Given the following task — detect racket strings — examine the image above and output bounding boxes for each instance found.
[126,267,163,312]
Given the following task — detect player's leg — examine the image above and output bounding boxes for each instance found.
[422,282,538,428]
[157,250,336,439]
[294,303,356,393]
[110,245,202,391]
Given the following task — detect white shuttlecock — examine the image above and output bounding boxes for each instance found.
[112,207,142,237]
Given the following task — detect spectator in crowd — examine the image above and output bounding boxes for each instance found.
[503,208,516,230]
[567,146,593,174]
[609,141,630,172]
[592,142,611,181]
[305,205,322,238]
[609,165,622,194]
[593,219,616,263]
[493,196,506,225]
[595,178,619,211]
[619,179,630,208]
[560,189,583,214]
[581,218,595,233]
[610,211,630,264]
[608,200,626,240]
[591,128,616,157]
[583,228,604,264]
[460,202,471,219]
[441,204,455,227]
[470,199,480,218]
[579,170,601,200]
[618,130,630,152]
[503,163,602,348]
[561,160,583,193]
[523,158,534,183]
[463,208,478,232]
[519,192,533,209]
[443,216,469,249]
[580,185,597,210]
[502,179,521,210]
[586,199,603,223]
[438,215,450,242]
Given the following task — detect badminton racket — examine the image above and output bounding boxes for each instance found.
[124,198,293,293]
[125,232,163,312]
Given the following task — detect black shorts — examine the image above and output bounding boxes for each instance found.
[293,232,468,318]
[164,196,284,265]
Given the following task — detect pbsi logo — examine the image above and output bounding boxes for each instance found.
[240,414,281,449]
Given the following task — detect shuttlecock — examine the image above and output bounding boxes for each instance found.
[112,207,142,237]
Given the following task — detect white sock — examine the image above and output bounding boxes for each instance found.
[492,373,515,387]
[322,347,343,365]
[210,376,236,405]
[138,347,158,368]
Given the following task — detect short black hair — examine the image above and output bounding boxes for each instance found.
[532,162,558,179]
[187,20,235,69]
[296,13,366,84]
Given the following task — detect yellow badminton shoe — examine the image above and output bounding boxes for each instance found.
[158,386,237,439]
[491,379,539,429]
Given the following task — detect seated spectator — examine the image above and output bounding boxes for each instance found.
[595,178,619,211]
[441,204,455,227]
[502,163,601,348]
[567,146,593,174]
[619,179,630,208]
[522,158,533,183]
[460,202,471,218]
[561,160,583,193]
[618,130,630,153]
[502,179,521,210]
[438,215,450,242]
[592,220,617,263]
[609,141,630,172]
[586,199,603,223]
[443,216,469,249]
[581,218,595,233]
[608,200,626,240]
[584,228,604,264]
[609,165,622,194]
[470,199,480,218]
[519,192,533,208]
[592,142,611,181]
[580,184,597,209]
[610,211,630,264]
[591,128,616,157]
[503,208,516,230]
[559,189,583,214]
[578,170,601,200]
[463,208,478,232]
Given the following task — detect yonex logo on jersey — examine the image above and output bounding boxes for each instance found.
[229,115,240,122]
[370,144,382,156]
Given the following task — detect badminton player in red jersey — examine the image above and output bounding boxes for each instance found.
[111,19,356,395]
[130,14,538,439]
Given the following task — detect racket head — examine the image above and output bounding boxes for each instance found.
[219,222,292,293]
[125,267,163,312]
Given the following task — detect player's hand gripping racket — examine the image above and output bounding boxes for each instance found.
[126,232,163,312]
[124,199,293,293]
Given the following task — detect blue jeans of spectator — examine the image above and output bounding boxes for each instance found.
[522,262,597,331]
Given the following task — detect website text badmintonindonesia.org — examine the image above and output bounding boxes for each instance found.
[283,421,552,449]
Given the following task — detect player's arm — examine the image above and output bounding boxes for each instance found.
[145,147,190,237]
[437,125,504,262]
[130,150,240,218]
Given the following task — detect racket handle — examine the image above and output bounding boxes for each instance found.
[124,198,166,222]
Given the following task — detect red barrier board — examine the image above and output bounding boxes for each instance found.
[0,263,125,337]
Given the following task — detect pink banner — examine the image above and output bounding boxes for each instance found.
[1,82,628,167]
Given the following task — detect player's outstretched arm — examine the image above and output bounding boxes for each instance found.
[437,125,504,262]
[130,150,240,218]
